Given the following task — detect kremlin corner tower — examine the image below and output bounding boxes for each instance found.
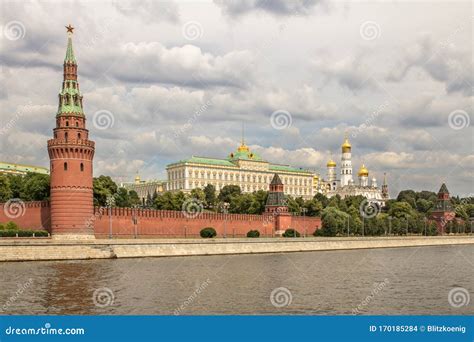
[47,26,95,238]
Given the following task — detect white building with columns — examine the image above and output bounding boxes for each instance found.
[166,140,317,199]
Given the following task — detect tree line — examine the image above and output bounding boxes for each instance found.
[1,173,472,236]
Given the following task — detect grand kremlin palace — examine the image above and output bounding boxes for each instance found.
[166,141,317,200]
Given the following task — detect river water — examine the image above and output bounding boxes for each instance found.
[1,245,472,315]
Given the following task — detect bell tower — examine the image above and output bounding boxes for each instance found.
[47,25,95,238]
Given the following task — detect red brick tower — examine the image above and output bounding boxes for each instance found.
[265,174,291,232]
[47,25,95,238]
[430,183,455,234]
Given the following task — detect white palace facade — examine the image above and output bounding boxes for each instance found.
[166,141,317,200]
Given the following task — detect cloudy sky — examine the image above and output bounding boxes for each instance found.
[0,0,472,197]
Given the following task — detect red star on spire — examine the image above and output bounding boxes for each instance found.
[65,24,74,34]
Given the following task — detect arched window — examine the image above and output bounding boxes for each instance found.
[76,121,79,127]
[66,121,69,127]
[65,132,68,141]
[80,163,84,172]
[64,162,68,171]
[78,133,81,140]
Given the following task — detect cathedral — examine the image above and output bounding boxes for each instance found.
[320,136,389,205]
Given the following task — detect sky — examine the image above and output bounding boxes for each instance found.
[0,0,472,197]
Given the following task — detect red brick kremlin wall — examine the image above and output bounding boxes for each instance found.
[0,201,321,238]
[0,201,51,231]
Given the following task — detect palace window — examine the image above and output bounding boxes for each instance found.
[64,162,68,171]
[80,163,84,172]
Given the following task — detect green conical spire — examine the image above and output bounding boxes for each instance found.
[64,36,76,63]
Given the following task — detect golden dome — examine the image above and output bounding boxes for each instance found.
[237,143,250,153]
[341,137,351,153]
[358,164,369,177]
[134,174,141,184]
[327,159,336,167]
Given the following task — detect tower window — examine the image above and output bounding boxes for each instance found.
[76,121,79,127]
[78,133,81,139]
[80,163,84,172]
[65,132,68,141]
[64,162,68,171]
[66,121,69,127]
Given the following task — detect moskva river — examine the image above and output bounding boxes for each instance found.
[1,245,472,315]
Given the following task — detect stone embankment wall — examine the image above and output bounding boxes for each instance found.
[0,236,472,262]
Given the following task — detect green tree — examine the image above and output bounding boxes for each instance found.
[129,190,141,207]
[6,174,23,198]
[20,173,50,201]
[154,192,175,210]
[416,198,433,213]
[454,205,469,220]
[190,188,206,202]
[314,193,329,208]
[218,185,241,204]
[114,187,130,207]
[0,174,12,202]
[287,196,301,213]
[304,199,323,217]
[93,175,118,206]
[252,190,268,214]
[203,184,217,208]
[146,192,153,207]
[172,191,187,211]
[319,206,350,236]
[397,190,417,208]
[388,201,416,219]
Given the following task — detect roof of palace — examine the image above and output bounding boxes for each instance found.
[167,156,312,174]
[0,161,50,175]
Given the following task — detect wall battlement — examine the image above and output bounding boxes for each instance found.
[0,201,321,238]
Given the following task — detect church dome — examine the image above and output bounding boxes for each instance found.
[327,159,336,167]
[237,143,250,153]
[341,137,351,153]
[358,164,369,177]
